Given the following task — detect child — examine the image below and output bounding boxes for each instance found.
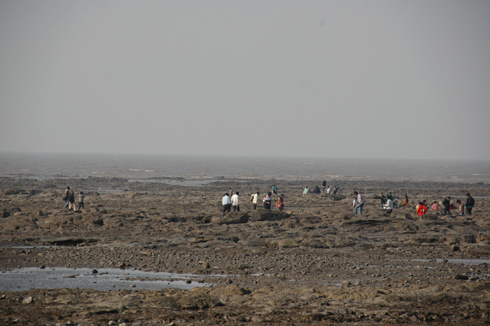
[275,194,284,212]
[456,199,464,216]
[431,201,439,210]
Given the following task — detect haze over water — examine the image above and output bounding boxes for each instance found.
[1,152,489,184]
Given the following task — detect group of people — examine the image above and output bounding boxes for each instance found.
[414,194,475,217]
[221,191,240,213]
[222,187,285,213]
[358,191,476,218]
[62,186,84,211]
[303,182,339,195]
[223,185,476,218]
[379,192,404,214]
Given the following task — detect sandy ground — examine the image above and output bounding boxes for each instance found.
[1,177,489,325]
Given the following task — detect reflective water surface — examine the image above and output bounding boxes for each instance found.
[0,267,214,292]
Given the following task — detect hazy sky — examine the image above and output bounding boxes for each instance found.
[1,0,489,160]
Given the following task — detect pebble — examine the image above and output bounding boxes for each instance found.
[22,296,33,304]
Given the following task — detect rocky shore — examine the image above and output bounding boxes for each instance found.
[1,177,489,325]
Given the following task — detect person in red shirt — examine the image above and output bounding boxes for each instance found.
[417,201,427,217]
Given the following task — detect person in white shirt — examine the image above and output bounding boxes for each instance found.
[231,192,240,212]
[250,192,259,210]
[222,193,231,213]
[354,191,365,215]
[326,186,331,195]
[383,197,393,214]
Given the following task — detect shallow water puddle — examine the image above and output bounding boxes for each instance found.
[0,267,213,292]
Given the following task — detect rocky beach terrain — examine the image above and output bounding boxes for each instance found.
[1,177,489,325]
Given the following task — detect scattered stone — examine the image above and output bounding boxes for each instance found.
[22,296,33,304]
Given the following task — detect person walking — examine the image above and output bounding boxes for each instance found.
[63,186,70,209]
[354,191,365,215]
[231,192,240,212]
[68,190,76,211]
[222,193,231,213]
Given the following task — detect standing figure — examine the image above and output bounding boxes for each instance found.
[380,193,387,208]
[465,193,475,216]
[250,192,259,210]
[354,191,365,215]
[263,192,272,209]
[275,194,284,212]
[456,199,464,216]
[63,186,71,209]
[431,201,439,211]
[68,190,76,211]
[272,185,278,194]
[326,186,331,195]
[78,192,85,210]
[222,193,231,213]
[303,186,310,195]
[442,197,451,215]
[231,192,240,212]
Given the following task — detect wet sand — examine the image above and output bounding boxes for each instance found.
[1,177,489,325]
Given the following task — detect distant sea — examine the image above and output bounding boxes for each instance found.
[1,152,489,184]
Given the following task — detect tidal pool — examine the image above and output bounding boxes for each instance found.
[0,267,213,292]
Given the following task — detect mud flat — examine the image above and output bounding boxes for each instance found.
[1,177,489,325]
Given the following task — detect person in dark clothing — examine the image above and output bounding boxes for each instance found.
[380,193,387,207]
[465,193,475,216]
[263,192,272,209]
[442,197,451,215]
[68,190,76,211]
